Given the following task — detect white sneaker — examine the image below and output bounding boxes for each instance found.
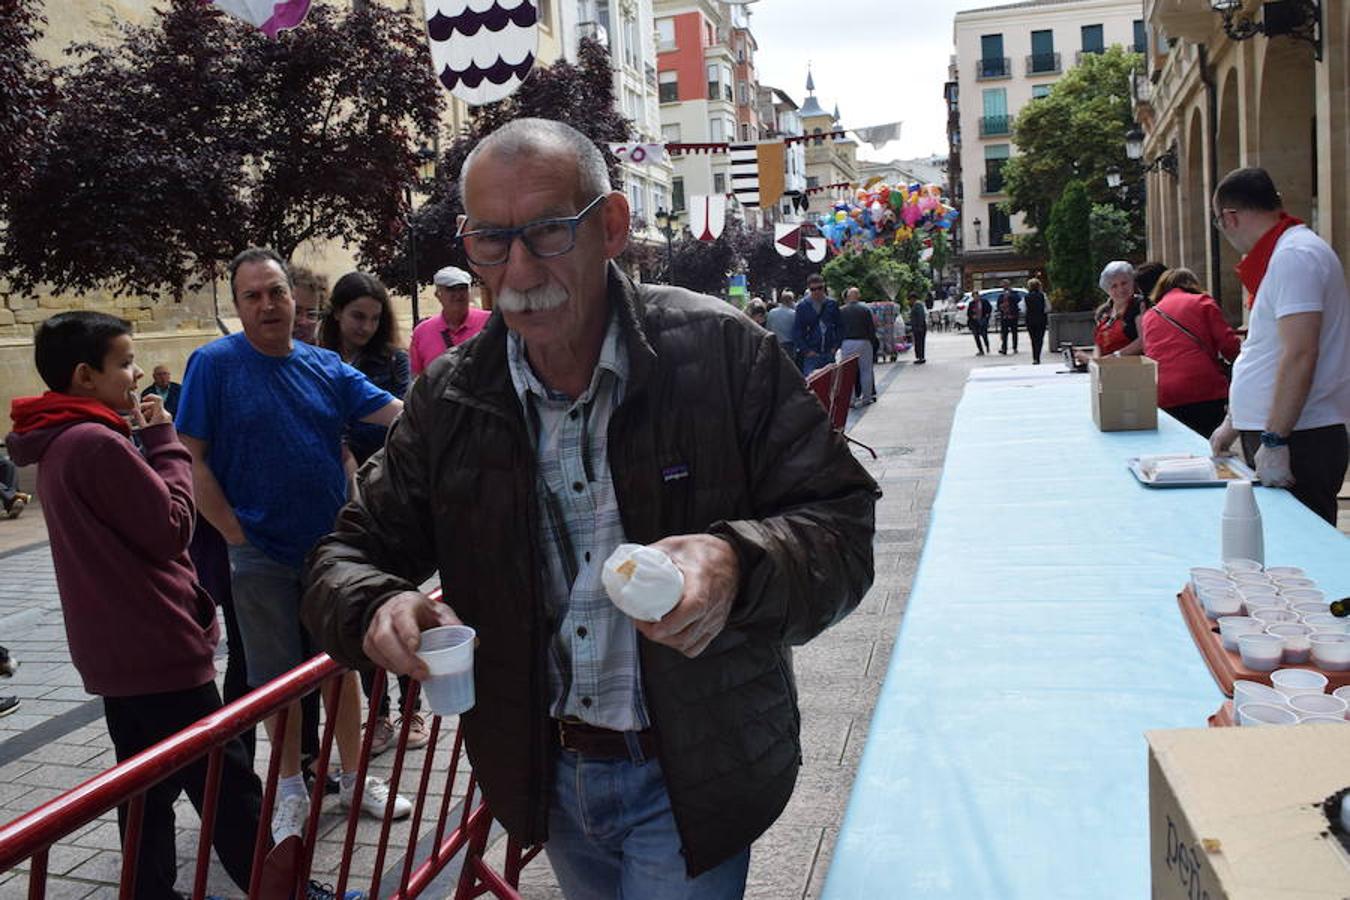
[272,792,309,843]
[340,775,412,820]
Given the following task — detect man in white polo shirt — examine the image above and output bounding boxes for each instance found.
[1209,167,1350,524]
[408,265,492,375]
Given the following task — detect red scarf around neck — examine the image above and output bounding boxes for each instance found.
[10,392,132,437]
[1235,212,1303,310]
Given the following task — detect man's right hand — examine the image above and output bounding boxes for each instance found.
[363,591,462,680]
[1210,415,1239,458]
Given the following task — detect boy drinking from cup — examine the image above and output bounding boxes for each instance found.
[6,312,264,900]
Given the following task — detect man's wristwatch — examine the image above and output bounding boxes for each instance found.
[1259,431,1290,449]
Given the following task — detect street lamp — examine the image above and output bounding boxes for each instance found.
[1210,0,1321,60]
[405,142,439,324]
[973,217,982,246]
[654,207,676,280]
[1106,166,1124,189]
[1124,124,1178,177]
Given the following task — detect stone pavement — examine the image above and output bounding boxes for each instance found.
[6,330,1339,898]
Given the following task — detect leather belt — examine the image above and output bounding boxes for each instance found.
[555,718,657,759]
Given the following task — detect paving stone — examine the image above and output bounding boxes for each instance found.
[745,824,823,900]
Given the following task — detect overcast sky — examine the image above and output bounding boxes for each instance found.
[750,0,996,162]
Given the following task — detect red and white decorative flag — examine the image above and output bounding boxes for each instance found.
[805,237,827,263]
[609,143,667,165]
[688,195,726,242]
[210,0,311,37]
[774,223,802,257]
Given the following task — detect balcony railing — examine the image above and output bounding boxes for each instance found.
[577,21,609,48]
[976,57,1011,80]
[980,172,1005,194]
[979,115,1011,137]
[1025,51,1061,75]
[1133,41,1148,54]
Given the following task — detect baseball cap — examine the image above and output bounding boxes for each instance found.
[433,266,472,288]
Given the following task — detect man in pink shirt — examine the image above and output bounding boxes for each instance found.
[409,266,492,375]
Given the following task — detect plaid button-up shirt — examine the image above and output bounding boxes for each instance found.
[506,315,650,731]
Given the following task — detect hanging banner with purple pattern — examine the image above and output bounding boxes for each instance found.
[426,0,538,106]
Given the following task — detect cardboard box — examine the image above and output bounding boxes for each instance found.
[1147,726,1350,900]
[1090,355,1158,431]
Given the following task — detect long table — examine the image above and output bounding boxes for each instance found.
[822,371,1350,899]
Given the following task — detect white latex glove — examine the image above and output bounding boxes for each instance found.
[1254,443,1295,487]
[1209,415,1239,458]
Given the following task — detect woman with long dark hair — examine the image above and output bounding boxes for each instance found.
[318,272,421,753]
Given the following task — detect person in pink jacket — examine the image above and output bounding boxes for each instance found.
[1141,268,1242,438]
[408,265,491,375]
[7,311,263,900]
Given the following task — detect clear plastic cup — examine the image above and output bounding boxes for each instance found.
[416,625,477,716]
[1265,623,1314,664]
[1289,693,1348,720]
[1238,633,1284,671]
[1270,668,1328,698]
[1233,679,1288,710]
[1236,702,1298,726]
[1223,558,1263,574]
[1218,617,1264,652]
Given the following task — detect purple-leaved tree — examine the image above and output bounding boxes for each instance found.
[2,0,442,299]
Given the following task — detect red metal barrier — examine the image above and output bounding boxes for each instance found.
[805,355,877,459]
[0,635,539,898]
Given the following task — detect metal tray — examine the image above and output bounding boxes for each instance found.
[1127,455,1258,488]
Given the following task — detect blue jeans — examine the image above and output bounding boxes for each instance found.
[546,745,750,900]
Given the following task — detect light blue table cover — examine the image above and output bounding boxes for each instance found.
[823,377,1350,899]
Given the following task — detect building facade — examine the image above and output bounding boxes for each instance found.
[951,0,1145,290]
[569,0,673,245]
[756,85,808,223]
[654,0,740,221]
[1140,0,1348,323]
[797,73,859,218]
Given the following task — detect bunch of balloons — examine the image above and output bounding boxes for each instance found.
[815,182,960,251]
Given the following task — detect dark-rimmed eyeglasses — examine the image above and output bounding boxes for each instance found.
[456,195,607,267]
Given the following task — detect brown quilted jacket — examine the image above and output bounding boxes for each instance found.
[302,263,879,875]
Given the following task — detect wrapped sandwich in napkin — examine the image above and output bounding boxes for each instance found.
[601,543,685,622]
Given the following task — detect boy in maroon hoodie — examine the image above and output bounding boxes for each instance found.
[7,312,263,900]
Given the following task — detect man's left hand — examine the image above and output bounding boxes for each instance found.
[635,534,740,658]
[1255,443,1295,487]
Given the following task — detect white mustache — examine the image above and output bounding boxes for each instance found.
[496,282,568,313]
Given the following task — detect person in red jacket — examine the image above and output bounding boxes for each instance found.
[6,312,263,900]
[1142,268,1242,437]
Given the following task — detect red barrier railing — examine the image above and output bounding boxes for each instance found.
[0,640,541,898]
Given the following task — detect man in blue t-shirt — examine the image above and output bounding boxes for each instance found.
[177,247,410,844]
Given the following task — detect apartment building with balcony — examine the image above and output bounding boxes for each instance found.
[569,0,673,243]
[654,0,768,225]
[952,0,1145,289]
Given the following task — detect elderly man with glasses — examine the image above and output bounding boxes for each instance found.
[302,118,879,899]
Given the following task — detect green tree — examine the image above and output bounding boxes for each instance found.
[822,244,929,308]
[1002,46,1141,245]
[1088,202,1143,283]
[1046,180,1094,310]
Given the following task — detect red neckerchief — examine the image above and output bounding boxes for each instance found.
[1236,212,1303,310]
[9,392,131,436]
